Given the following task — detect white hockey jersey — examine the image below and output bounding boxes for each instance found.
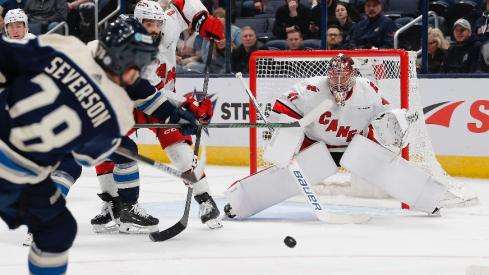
[272,76,392,152]
[148,0,207,107]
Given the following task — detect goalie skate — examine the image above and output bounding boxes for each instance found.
[91,193,121,234]
[195,192,222,229]
[119,202,159,234]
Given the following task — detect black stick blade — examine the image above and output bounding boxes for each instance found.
[149,222,186,242]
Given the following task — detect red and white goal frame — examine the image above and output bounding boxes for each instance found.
[247,49,478,207]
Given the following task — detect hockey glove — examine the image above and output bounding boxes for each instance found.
[192,11,224,41]
[169,107,199,136]
[181,96,214,120]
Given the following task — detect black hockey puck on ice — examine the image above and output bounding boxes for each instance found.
[284,236,297,248]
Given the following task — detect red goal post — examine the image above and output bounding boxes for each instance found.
[248,49,410,174]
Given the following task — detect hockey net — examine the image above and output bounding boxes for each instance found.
[248,49,478,208]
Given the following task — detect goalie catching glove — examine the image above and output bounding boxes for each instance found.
[192,11,224,41]
[181,95,213,120]
[371,109,411,149]
[167,107,199,136]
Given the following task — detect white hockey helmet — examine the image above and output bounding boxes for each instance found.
[134,0,165,23]
[4,9,29,38]
[327,53,358,106]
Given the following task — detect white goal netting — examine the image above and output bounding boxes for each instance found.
[249,50,478,208]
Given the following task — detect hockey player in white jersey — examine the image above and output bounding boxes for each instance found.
[0,18,160,275]
[91,0,224,232]
[4,9,36,40]
[224,53,446,220]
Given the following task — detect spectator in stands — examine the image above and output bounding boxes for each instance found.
[327,24,344,50]
[286,25,305,50]
[241,0,268,17]
[442,19,482,73]
[335,2,356,47]
[419,28,450,74]
[477,39,489,72]
[271,0,310,40]
[348,0,396,49]
[1,0,27,17]
[0,9,4,35]
[306,0,362,40]
[24,0,67,33]
[202,8,241,63]
[176,26,204,73]
[472,1,489,43]
[232,26,268,73]
[210,35,236,73]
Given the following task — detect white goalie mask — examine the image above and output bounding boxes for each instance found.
[327,53,358,106]
[4,9,29,39]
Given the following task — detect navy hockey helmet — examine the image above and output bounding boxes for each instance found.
[95,17,158,78]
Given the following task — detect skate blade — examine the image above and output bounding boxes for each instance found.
[23,233,33,247]
[119,223,158,234]
[205,218,223,229]
[93,224,120,234]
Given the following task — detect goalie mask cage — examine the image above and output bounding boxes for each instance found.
[248,49,478,208]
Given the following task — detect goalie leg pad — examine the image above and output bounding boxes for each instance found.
[340,135,447,213]
[262,114,304,169]
[224,142,338,219]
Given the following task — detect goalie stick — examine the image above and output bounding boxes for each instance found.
[288,159,372,224]
[235,72,272,131]
[150,40,215,242]
[135,99,333,129]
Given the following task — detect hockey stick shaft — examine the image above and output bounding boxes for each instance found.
[288,159,371,224]
[135,99,333,129]
[114,146,202,183]
[235,72,270,123]
[134,122,302,128]
[150,40,214,242]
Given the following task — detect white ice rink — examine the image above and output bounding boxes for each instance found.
[1,164,489,275]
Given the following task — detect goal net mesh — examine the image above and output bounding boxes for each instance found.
[249,50,478,208]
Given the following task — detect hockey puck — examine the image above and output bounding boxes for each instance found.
[284,236,297,248]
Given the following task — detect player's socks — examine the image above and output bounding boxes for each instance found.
[195,192,222,229]
[28,243,68,275]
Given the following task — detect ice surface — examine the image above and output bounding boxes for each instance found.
[1,164,488,275]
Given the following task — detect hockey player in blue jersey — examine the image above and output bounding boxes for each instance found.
[0,17,194,274]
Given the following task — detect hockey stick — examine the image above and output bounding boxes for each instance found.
[135,99,333,129]
[288,159,372,224]
[114,146,205,183]
[150,39,215,242]
[235,72,271,129]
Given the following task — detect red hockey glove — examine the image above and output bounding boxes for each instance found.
[181,96,214,120]
[192,11,224,41]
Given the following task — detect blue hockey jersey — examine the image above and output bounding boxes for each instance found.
[0,35,134,185]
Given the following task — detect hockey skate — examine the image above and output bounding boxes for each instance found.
[23,232,33,247]
[223,203,236,219]
[119,202,159,234]
[195,192,223,229]
[91,193,121,233]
